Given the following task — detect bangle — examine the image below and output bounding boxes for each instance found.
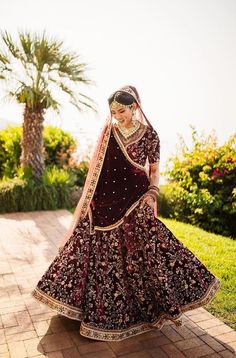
[148,187,159,197]
[148,185,159,192]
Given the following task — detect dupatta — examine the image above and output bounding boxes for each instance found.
[60,85,156,246]
[90,127,150,231]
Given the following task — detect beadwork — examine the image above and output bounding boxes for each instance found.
[117,119,141,139]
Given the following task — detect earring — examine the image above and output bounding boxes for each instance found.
[132,110,137,124]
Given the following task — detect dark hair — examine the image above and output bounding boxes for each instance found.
[108,91,135,107]
[108,86,141,107]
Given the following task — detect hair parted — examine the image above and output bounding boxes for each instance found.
[108,85,141,107]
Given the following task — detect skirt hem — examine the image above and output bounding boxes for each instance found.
[31,276,220,341]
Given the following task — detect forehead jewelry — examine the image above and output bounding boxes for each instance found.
[110,101,132,110]
[110,91,133,110]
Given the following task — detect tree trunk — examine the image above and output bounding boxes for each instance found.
[20,106,45,180]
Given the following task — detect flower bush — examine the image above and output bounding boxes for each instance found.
[162,128,236,238]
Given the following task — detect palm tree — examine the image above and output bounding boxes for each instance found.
[0,31,95,180]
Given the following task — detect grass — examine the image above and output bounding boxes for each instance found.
[161,217,236,330]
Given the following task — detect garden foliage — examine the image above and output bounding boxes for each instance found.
[161,128,236,238]
[0,125,89,212]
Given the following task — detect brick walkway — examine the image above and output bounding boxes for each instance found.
[0,210,235,358]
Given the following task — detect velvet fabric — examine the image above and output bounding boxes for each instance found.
[91,131,150,228]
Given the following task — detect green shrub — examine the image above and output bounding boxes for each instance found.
[68,160,89,186]
[43,126,77,168]
[0,176,78,213]
[0,125,77,178]
[157,184,175,217]
[0,126,21,178]
[42,166,77,186]
[0,125,88,212]
[162,128,236,238]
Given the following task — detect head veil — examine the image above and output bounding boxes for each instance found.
[60,85,153,246]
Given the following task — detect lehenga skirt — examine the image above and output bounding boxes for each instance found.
[31,202,220,341]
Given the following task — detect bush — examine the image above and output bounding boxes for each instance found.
[0,173,78,213]
[0,125,89,212]
[0,126,21,178]
[157,184,174,218]
[162,128,236,238]
[43,126,77,168]
[42,166,77,186]
[0,125,77,178]
[67,160,89,186]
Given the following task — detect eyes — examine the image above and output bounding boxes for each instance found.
[111,109,125,115]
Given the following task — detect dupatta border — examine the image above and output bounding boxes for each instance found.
[79,123,112,220]
[92,192,149,232]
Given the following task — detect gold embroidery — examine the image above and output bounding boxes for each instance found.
[31,288,84,320]
[31,277,220,341]
[80,123,112,220]
[94,193,147,231]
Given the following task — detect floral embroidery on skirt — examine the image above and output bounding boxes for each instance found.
[32,202,220,341]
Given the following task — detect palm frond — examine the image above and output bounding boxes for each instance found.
[40,90,60,111]
[70,98,97,112]
[0,53,10,65]
[19,32,35,64]
[0,50,12,78]
[1,31,25,62]
[0,30,96,112]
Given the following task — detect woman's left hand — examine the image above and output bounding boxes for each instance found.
[140,194,155,210]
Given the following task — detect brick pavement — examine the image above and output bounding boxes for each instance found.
[0,210,235,358]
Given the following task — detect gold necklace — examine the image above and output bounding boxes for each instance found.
[117,120,141,139]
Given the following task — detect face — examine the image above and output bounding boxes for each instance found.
[111,105,136,127]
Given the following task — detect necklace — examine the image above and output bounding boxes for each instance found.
[117,120,141,139]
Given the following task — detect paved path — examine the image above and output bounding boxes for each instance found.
[0,210,235,358]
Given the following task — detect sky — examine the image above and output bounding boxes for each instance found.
[0,0,236,176]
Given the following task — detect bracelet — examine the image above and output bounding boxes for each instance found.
[148,185,159,193]
[148,188,159,199]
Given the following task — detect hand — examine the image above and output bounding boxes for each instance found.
[140,194,155,210]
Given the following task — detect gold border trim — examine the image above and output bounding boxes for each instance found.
[31,276,220,341]
[93,192,147,231]
[80,123,112,220]
[125,124,147,148]
[89,126,150,232]
[80,277,221,341]
[31,288,84,320]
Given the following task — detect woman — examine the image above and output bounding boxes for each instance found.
[31,85,220,341]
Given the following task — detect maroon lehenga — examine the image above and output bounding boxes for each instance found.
[31,124,220,341]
